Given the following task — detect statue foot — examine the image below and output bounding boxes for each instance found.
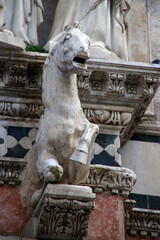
[43,159,63,183]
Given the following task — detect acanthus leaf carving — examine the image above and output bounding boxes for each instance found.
[3,63,27,87]
[0,159,26,184]
[143,76,160,96]
[84,165,136,194]
[77,71,91,90]
[37,196,93,238]
[107,73,125,93]
[125,206,160,237]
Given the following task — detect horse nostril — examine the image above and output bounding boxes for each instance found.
[80,46,84,51]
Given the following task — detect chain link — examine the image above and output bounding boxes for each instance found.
[78,0,105,22]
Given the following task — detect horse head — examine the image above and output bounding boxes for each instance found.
[50,22,91,72]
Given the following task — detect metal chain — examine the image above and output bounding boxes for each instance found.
[78,0,105,22]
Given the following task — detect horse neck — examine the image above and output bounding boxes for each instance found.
[43,60,79,108]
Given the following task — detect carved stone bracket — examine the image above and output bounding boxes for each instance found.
[83,164,136,195]
[0,157,26,185]
[85,59,160,145]
[25,184,95,240]
[124,200,160,238]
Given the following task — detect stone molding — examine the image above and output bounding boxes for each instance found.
[0,52,160,144]
[0,157,26,185]
[124,199,160,238]
[84,164,136,196]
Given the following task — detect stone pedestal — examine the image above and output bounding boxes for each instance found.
[25,184,96,240]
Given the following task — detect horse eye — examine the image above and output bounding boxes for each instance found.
[65,34,71,40]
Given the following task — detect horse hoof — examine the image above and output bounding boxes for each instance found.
[45,164,63,182]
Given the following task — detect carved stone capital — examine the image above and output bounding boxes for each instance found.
[125,204,160,238]
[84,164,136,196]
[25,184,95,240]
[0,157,26,185]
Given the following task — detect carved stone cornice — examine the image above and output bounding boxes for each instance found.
[82,59,160,144]
[0,52,45,124]
[0,157,26,185]
[83,164,136,196]
[0,52,160,144]
[124,200,160,238]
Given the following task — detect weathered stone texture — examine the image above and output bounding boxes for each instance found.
[121,140,160,196]
[147,0,160,61]
[0,185,28,234]
[85,194,125,240]
[128,0,149,62]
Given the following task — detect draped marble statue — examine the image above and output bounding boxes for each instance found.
[0,0,43,44]
[46,0,131,60]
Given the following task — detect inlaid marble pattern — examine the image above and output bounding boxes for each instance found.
[91,134,121,166]
[0,126,37,158]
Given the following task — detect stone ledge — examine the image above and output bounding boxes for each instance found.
[83,164,136,196]
[0,32,26,50]
[125,199,160,238]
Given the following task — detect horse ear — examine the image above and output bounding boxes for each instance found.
[72,21,81,29]
[50,43,57,55]
[64,25,72,32]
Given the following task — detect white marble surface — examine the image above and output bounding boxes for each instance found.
[44,184,96,201]
[0,32,26,49]
[121,140,160,196]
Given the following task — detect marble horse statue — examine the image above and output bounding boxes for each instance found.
[21,22,99,213]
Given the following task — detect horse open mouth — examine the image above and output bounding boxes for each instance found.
[73,56,86,65]
[73,53,89,69]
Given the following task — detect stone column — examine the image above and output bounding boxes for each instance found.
[83,165,137,240]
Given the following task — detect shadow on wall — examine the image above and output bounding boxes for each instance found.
[38,0,59,46]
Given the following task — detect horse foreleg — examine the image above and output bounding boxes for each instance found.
[36,147,63,183]
[69,123,99,164]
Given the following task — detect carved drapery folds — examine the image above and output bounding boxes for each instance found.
[0,53,160,144]
[124,200,160,238]
[84,164,136,195]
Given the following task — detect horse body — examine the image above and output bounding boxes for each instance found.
[21,23,99,213]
